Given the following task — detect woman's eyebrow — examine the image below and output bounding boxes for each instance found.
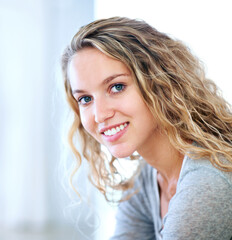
[102,73,129,85]
[72,73,129,95]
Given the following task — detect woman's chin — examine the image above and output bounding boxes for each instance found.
[108,148,134,159]
[101,142,136,159]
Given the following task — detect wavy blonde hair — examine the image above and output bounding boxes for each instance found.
[61,17,232,201]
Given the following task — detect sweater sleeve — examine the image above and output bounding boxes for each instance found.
[162,167,232,240]
[109,164,157,240]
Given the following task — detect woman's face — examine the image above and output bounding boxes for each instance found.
[68,47,160,158]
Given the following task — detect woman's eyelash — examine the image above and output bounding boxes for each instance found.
[78,96,92,105]
[110,83,126,93]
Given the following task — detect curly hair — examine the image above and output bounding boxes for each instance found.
[61,17,232,201]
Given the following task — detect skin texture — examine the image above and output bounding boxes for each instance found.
[68,47,184,217]
[68,47,160,158]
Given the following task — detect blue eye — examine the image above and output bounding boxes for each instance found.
[111,84,125,93]
[78,96,92,105]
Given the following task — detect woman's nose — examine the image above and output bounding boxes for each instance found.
[94,97,115,123]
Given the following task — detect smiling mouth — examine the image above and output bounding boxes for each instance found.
[103,122,128,136]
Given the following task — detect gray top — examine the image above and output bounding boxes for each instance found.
[110,155,232,240]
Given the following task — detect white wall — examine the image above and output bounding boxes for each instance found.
[0,0,94,239]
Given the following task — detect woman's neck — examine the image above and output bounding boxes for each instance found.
[138,129,184,183]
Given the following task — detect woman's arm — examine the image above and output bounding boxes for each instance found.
[110,164,158,240]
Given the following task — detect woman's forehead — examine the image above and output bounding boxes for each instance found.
[68,48,131,91]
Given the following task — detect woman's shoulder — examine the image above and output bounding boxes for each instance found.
[179,154,232,188]
[164,155,232,239]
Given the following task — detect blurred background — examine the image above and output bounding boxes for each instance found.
[0,0,231,239]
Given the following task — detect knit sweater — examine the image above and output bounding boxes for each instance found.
[110,154,232,240]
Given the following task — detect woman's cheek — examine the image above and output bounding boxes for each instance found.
[80,110,94,135]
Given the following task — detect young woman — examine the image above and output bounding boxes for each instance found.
[61,17,232,239]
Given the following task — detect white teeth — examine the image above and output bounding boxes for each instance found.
[104,123,128,136]
[111,128,116,134]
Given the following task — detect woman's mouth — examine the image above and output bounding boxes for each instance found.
[103,122,128,136]
[101,122,129,142]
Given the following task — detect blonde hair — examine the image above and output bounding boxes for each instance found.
[61,17,232,201]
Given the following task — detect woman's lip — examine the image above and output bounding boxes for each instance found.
[99,121,129,133]
[102,123,129,142]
